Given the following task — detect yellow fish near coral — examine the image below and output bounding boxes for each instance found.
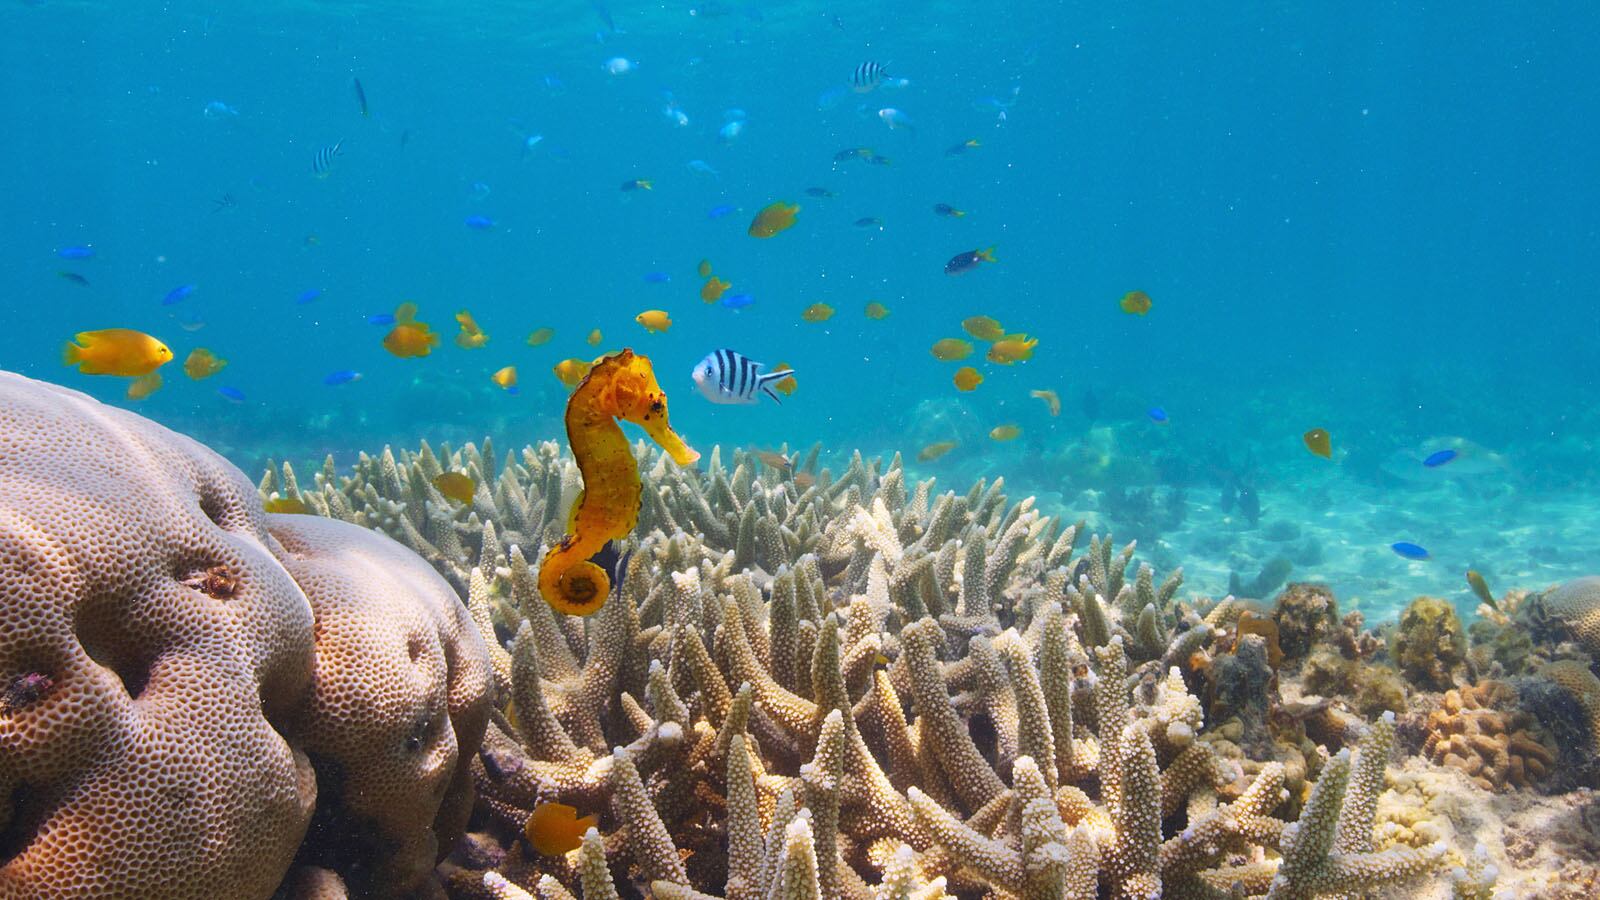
[801,303,834,323]
[126,372,162,401]
[524,802,597,857]
[62,328,173,376]
[635,310,672,333]
[433,472,476,504]
[989,424,1021,442]
[491,366,517,391]
[540,349,698,616]
[930,338,973,361]
[961,316,1006,342]
[263,496,309,514]
[454,310,489,349]
[987,335,1037,364]
[383,302,440,358]
[748,201,800,238]
[183,347,227,380]
[953,366,983,392]
[526,327,555,347]
[917,441,957,462]
[553,358,592,388]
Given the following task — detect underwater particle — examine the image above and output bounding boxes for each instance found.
[454,310,489,349]
[553,358,592,388]
[63,329,173,376]
[700,276,732,303]
[692,350,793,405]
[162,284,197,306]
[1303,428,1332,458]
[586,328,602,346]
[126,372,162,401]
[525,327,555,346]
[263,496,309,514]
[311,140,343,178]
[800,303,834,323]
[961,315,1005,341]
[183,348,227,380]
[524,802,597,857]
[944,246,996,275]
[1119,290,1153,315]
[57,245,95,260]
[932,203,966,218]
[1466,570,1497,610]
[621,179,653,192]
[57,271,90,287]
[917,441,957,461]
[986,335,1037,364]
[864,302,890,319]
[953,366,983,392]
[635,310,672,332]
[433,472,476,504]
[464,215,495,231]
[945,137,981,156]
[1391,541,1431,561]
[748,201,799,238]
[216,385,245,404]
[1423,449,1458,468]
[697,258,713,278]
[1147,406,1169,424]
[323,370,362,386]
[1031,389,1060,416]
[771,361,797,396]
[930,338,974,361]
[720,293,755,310]
[989,423,1021,441]
[491,366,517,391]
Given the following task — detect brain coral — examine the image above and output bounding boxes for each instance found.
[1533,576,1600,658]
[0,372,317,897]
[269,514,490,896]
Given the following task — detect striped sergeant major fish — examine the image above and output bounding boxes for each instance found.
[692,349,795,405]
[850,61,888,93]
[312,140,344,178]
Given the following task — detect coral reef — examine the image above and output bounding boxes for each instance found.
[1418,682,1555,792]
[1527,577,1600,659]
[0,372,491,898]
[1271,583,1338,661]
[1392,596,1468,691]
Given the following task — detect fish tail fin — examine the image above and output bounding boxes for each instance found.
[953,209,966,217]
[762,385,783,404]
[981,247,997,262]
[757,369,793,404]
[62,341,81,367]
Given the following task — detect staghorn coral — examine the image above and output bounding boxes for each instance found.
[1418,682,1555,792]
[267,433,1468,899]
[1392,596,1469,691]
[0,372,492,899]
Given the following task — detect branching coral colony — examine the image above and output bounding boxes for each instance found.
[262,440,1468,898]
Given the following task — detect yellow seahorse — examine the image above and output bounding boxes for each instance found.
[539,349,699,616]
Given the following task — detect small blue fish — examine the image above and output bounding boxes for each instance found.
[217,386,246,404]
[1423,449,1458,468]
[465,215,495,230]
[323,370,362,386]
[707,204,737,220]
[720,293,755,310]
[1147,407,1169,424]
[163,284,197,306]
[57,245,95,260]
[296,288,321,305]
[1391,542,1431,561]
[643,271,672,283]
[367,312,396,326]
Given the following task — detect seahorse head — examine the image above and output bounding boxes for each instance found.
[593,349,700,466]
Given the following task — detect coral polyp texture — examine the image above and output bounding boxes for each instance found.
[0,373,490,899]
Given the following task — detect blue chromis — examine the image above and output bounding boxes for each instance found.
[163,284,197,306]
[1423,449,1458,468]
[464,215,495,230]
[323,370,362,386]
[296,288,321,305]
[367,312,396,325]
[1391,541,1431,561]
[217,386,246,404]
[1147,407,1169,424]
[56,245,95,260]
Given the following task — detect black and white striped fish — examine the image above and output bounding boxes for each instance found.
[692,349,794,405]
[311,140,343,178]
[850,61,888,93]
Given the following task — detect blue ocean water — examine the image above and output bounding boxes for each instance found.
[3,2,1597,621]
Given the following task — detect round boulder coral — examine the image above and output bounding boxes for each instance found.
[1530,576,1600,658]
[0,372,318,897]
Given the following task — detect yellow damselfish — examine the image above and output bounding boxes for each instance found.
[183,347,227,380]
[635,309,672,333]
[63,328,173,376]
[748,201,800,238]
[801,303,834,323]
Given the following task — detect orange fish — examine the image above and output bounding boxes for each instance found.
[1120,291,1153,315]
[1031,389,1061,416]
[524,802,598,857]
[126,372,163,401]
[801,303,834,322]
[454,310,489,349]
[701,276,732,303]
[748,201,800,238]
[183,347,228,380]
[961,316,1005,342]
[750,449,792,472]
[697,258,713,278]
[433,472,476,504]
[989,424,1021,442]
[917,441,957,462]
[554,358,593,388]
[491,366,518,391]
[384,322,440,358]
[1303,428,1331,459]
[771,361,798,396]
[526,327,555,346]
[864,301,890,319]
[953,366,983,391]
[930,338,974,361]
[987,336,1037,364]
[62,329,173,376]
[587,328,603,346]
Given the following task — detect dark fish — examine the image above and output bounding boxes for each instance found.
[1391,541,1430,561]
[943,247,995,275]
[352,77,369,117]
[212,193,237,213]
[1423,449,1458,468]
[854,217,884,229]
[804,187,834,198]
[850,61,888,92]
[587,541,631,599]
[312,140,343,177]
[57,271,90,287]
[1238,486,1261,526]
